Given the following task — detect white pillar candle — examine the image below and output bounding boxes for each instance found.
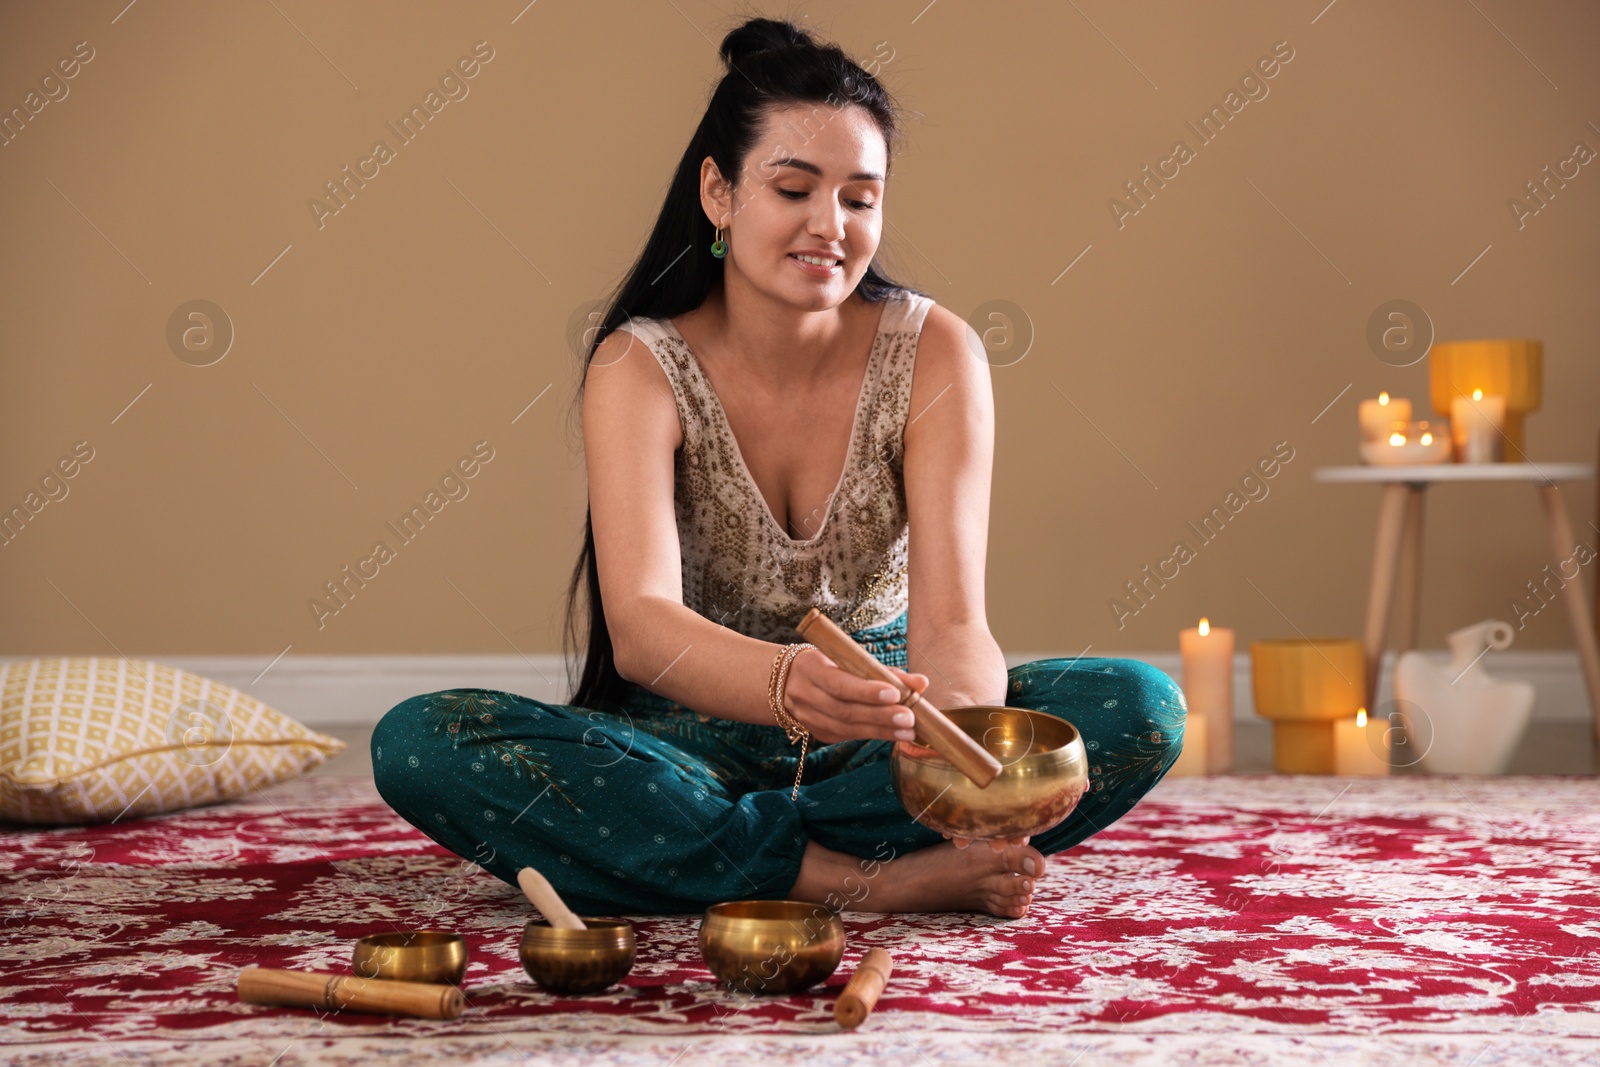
[1179,617,1234,773]
[1332,708,1390,775]
[1168,713,1208,777]
[1449,390,1506,463]
[1359,392,1412,443]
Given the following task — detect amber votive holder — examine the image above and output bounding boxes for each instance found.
[1427,338,1541,462]
[1249,638,1367,774]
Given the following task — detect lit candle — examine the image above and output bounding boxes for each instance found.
[1359,392,1412,444]
[1360,419,1452,465]
[1179,617,1235,773]
[1168,713,1209,777]
[1449,389,1507,464]
[1332,707,1390,775]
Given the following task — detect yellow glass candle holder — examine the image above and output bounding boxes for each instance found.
[1426,339,1541,462]
[1249,638,1366,774]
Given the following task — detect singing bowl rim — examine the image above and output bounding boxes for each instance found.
[892,705,1084,770]
[701,899,846,925]
[351,929,468,982]
[518,928,636,994]
[520,917,636,945]
[698,900,845,993]
[353,929,467,951]
[519,918,637,990]
[890,706,1089,840]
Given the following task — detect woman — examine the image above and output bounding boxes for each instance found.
[373,17,1186,919]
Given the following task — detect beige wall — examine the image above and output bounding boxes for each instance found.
[1,0,1595,668]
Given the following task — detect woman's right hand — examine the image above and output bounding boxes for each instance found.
[781,647,929,746]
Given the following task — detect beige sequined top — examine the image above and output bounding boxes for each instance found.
[617,289,934,643]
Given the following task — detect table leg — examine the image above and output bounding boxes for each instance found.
[1535,483,1600,749]
[1393,486,1427,653]
[1363,483,1410,714]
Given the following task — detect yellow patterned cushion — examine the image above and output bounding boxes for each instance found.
[0,657,346,824]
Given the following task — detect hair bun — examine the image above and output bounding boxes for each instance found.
[719,17,816,67]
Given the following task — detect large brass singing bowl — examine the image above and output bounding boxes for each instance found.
[699,900,845,995]
[520,918,636,995]
[891,706,1089,841]
[351,930,468,986]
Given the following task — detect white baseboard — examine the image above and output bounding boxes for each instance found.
[0,654,578,730]
[0,650,1590,729]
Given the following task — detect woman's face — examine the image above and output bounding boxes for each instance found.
[708,103,887,310]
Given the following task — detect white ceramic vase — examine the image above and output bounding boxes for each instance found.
[1392,619,1535,775]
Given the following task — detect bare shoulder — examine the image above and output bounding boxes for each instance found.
[907,301,993,429]
[916,302,985,370]
[582,325,682,450]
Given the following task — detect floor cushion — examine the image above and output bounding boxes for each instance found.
[0,656,344,824]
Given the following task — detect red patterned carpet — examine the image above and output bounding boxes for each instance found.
[3,773,1599,1065]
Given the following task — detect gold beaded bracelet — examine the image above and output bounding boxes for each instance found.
[767,642,816,800]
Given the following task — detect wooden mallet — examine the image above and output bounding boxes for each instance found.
[518,866,588,929]
[237,967,463,1020]
[834,947,893,1029]
[797,608,1002,788]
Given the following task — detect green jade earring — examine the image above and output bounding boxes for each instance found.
[710,225,727,258]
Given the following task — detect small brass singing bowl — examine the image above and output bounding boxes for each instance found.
[699,899,845,995]
[519,918,636,995]
[351,930,468,985]
[891,706,1090,841]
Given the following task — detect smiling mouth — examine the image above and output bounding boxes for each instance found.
[789,254,843,267]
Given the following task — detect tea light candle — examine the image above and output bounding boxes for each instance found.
[1359,419,1452,466]
[1332,708,1390,775]
[1450,389,1506,463]
[1359,392,1412,443]
[1179,617,1234,773]
[1168,713,1208,777]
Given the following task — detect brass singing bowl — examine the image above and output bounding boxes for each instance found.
[699,900,845,995]
[519,918,636,995]
[351,930,468,986]
[892,706,1089,841]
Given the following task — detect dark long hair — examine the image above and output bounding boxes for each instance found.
[562,16,923,712]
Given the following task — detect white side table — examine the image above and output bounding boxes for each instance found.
[1313,462,1600,750]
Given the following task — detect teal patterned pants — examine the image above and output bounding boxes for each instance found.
[371,613,1187,916]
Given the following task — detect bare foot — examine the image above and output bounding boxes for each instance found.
[788,839,1046,919]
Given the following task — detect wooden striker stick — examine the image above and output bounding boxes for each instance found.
[237,966,463,1020]
[796,608,1001,788]
[834,947,893,1029]
[518,866,587,929]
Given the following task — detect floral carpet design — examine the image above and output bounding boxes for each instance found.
[3,773,1598,1065]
